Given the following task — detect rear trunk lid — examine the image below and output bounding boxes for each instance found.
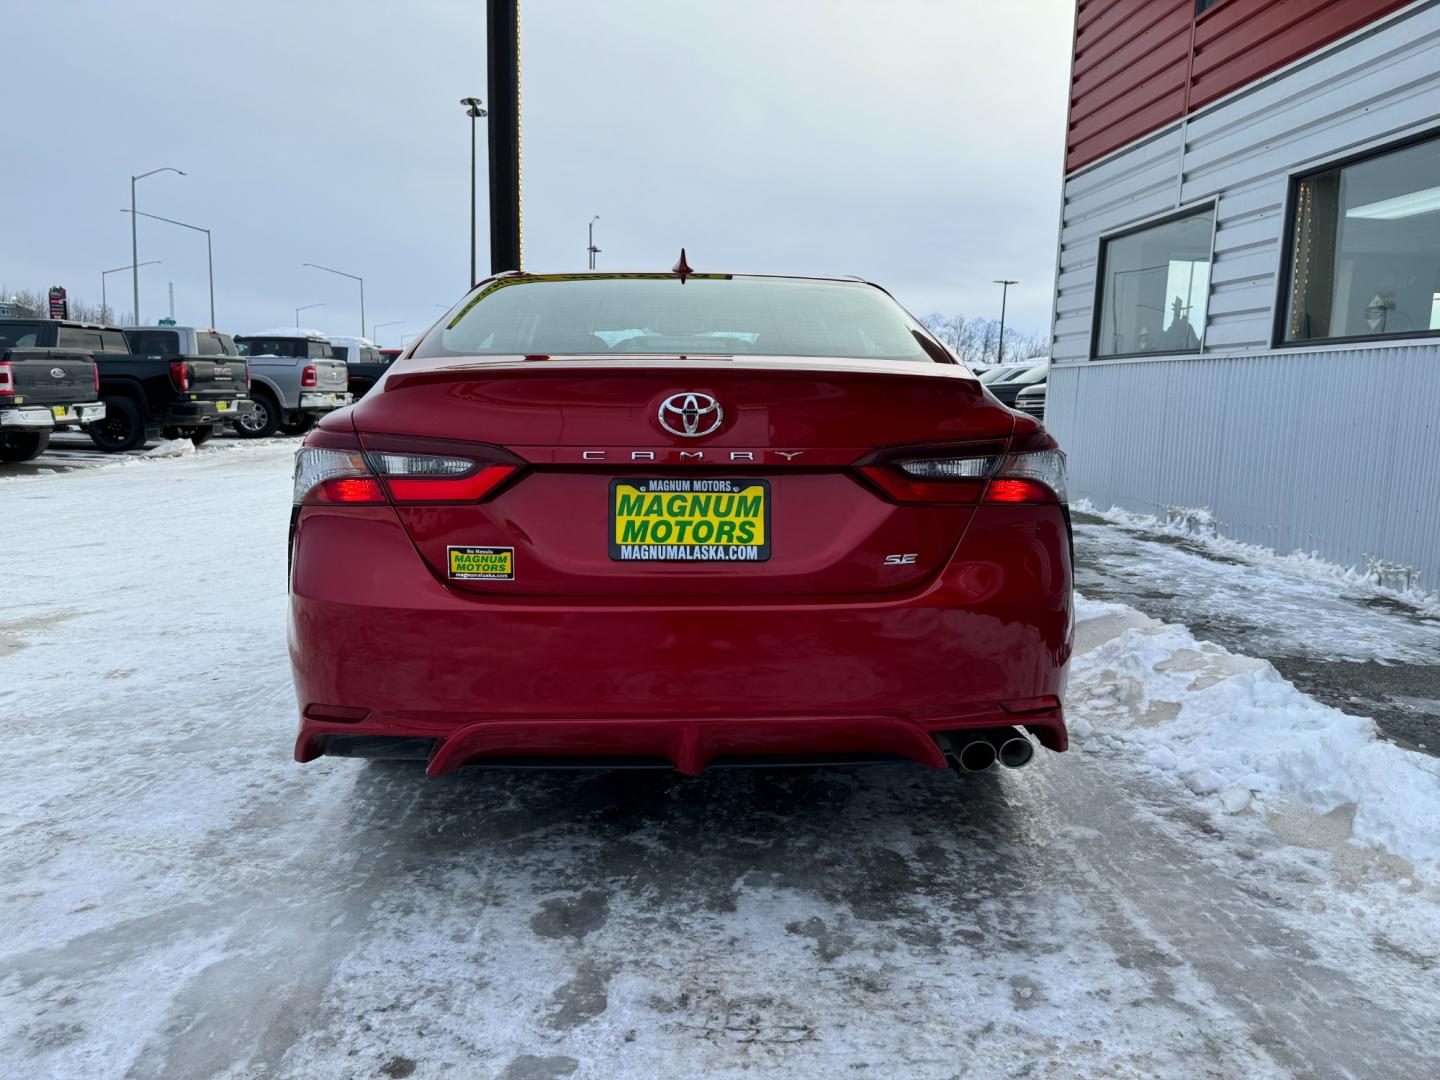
[1,349,97,406]
[353,356,1016,598]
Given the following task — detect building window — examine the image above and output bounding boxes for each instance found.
[1093,207,1214,358]
[1284,133,1440,343]
[1197,0,1225,12]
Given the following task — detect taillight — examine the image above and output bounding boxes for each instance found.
[169,361,191,391]
[292,434,522,505]
[92,362,100,393]
[301,365,318,387]
[0,362,13,398]
[857,427,1067,506]
[243,363,251,390]
[985,428,1067,505]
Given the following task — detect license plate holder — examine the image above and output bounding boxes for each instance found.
[610,477,770,562]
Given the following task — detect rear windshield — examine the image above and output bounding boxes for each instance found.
[196,332,235,356]
[0,322,43,349]
[57,327,129,352]
[415,276,939,362]
[237,337,307,358]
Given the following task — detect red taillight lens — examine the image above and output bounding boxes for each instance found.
[858,430,1067,506]
[92,362,100,393]
[0,362,13,398]
[293,435,523,506]
[169,361,191,391]
[301,365,318,387]
[982,429,1067,505]
[366,442,520,503]
[857,440,1005,505]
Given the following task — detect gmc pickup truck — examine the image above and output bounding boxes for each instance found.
[0,319,256,452]
[0,323,104,462]
[233,330,352,437]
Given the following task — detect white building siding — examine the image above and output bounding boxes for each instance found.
[1047,0,1440,586]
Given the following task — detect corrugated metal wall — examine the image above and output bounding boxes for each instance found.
[1048,344,1440,585]
[1048,0,1440,585]
[1067,0,1416,172]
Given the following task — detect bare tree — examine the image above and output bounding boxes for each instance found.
[922,312,1050,367]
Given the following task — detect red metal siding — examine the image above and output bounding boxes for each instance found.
[1066,0,1416,173]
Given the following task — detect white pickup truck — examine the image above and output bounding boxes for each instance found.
[232,328,352,437]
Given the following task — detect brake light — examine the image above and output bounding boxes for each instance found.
[983,429,1067,505]
[301,365,318,387]
[169,361,191,391]
[0,362,13,398]
[293,446,386,504]
[93,361,100,393]
[244,363,251,390]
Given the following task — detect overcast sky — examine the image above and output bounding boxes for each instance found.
[5,0,1072,346]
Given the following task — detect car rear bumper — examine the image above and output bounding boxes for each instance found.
[299,391,353,412]
[1,402,106,429]
[289,504,1073,775]
[164,398,257,426]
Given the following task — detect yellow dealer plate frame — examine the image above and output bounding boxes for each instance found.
[610,478,770,562]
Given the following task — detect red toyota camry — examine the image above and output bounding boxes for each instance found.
[289,269,1072,776]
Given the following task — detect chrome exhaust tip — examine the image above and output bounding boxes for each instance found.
[996,733,1035,769]
[956,738,997,772]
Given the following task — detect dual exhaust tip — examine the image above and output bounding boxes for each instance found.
[939,728,1036,772]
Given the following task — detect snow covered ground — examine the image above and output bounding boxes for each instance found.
[3,445,1440,1078]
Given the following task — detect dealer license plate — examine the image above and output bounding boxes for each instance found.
[51,406,68,419]
[610,478,770,562]
[216,401,229,411]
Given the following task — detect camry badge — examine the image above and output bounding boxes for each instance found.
[658,392,722,438]
[50,368,67,379]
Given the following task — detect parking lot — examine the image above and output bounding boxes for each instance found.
[3,443,1438,1079]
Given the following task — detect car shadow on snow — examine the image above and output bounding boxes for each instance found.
[338,759,1048,943]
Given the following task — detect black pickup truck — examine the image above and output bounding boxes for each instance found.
[0,319,257,452]
[0,324,105,462]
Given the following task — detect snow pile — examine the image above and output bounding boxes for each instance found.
[1076,499,1439,612]
[142,438,197,458]
[1069,593,1440,880]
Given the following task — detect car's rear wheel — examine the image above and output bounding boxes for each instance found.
[280,415,315,437]
[89,396,147,453]
[0,430,50,462]
[234,390,280,439]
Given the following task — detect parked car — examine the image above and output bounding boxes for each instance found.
[1016,380,1047,422]
[985,362,1049,407]
[978,363,1033,385]
[327,335,392,399]
[233,330,352,438]
[289,271,1073,777]
[0,321,104,462]
[379,348,403,364]
[0,318,253,453]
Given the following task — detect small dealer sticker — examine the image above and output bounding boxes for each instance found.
[447,546,515,580]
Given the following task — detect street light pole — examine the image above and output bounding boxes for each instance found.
[296,303,324,328]
[587,215,601,270]
[993,279,1018,365]
[461,98,487,287]
[301,263,365,337]
[372,319,403,344]
[121,209,214,326]
[102,261,160,324]
[130,166,186,325]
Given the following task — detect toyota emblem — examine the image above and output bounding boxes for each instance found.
[657,392,723,438]
[50,367,67,379]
